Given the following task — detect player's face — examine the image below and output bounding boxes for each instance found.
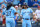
[23,6,26,9]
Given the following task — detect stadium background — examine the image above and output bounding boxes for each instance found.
[0,0,40,27]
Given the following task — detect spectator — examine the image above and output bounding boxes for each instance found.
[13,0,20,5]
[33,0,39,7]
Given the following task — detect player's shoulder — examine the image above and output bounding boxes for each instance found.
[10,6,16,10]
[11,6,14,8]
[27,8,32,11]
[21,9,25,11]
[28,8,32,9]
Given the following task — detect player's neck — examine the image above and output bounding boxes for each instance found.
[25,8,27,9]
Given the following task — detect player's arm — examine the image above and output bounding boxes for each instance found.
[12,7,18,20]
[33,12,36,18]
[31,9,37,22]
[30,8,36,20]
[33,10,38,19]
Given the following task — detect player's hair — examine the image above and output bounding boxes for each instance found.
[14,12,18,15]
[22,5,28,9]
[6,3,13,10]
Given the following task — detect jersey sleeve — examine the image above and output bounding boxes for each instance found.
[13,7,16,13]
[11,6,16,13]
[21,10,23,15]
[30,8,33,13]
[13,8,16,13]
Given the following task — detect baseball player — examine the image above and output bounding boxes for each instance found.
[35,6,40,26]
[2,4,16,27]
[21,5,34,27]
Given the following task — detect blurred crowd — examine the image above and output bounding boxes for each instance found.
[0,0,40,27]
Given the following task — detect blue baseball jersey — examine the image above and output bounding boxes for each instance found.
[21,8,33,19]
[3,6,16,18]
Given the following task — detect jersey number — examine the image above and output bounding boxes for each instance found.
[6,11,11,16]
